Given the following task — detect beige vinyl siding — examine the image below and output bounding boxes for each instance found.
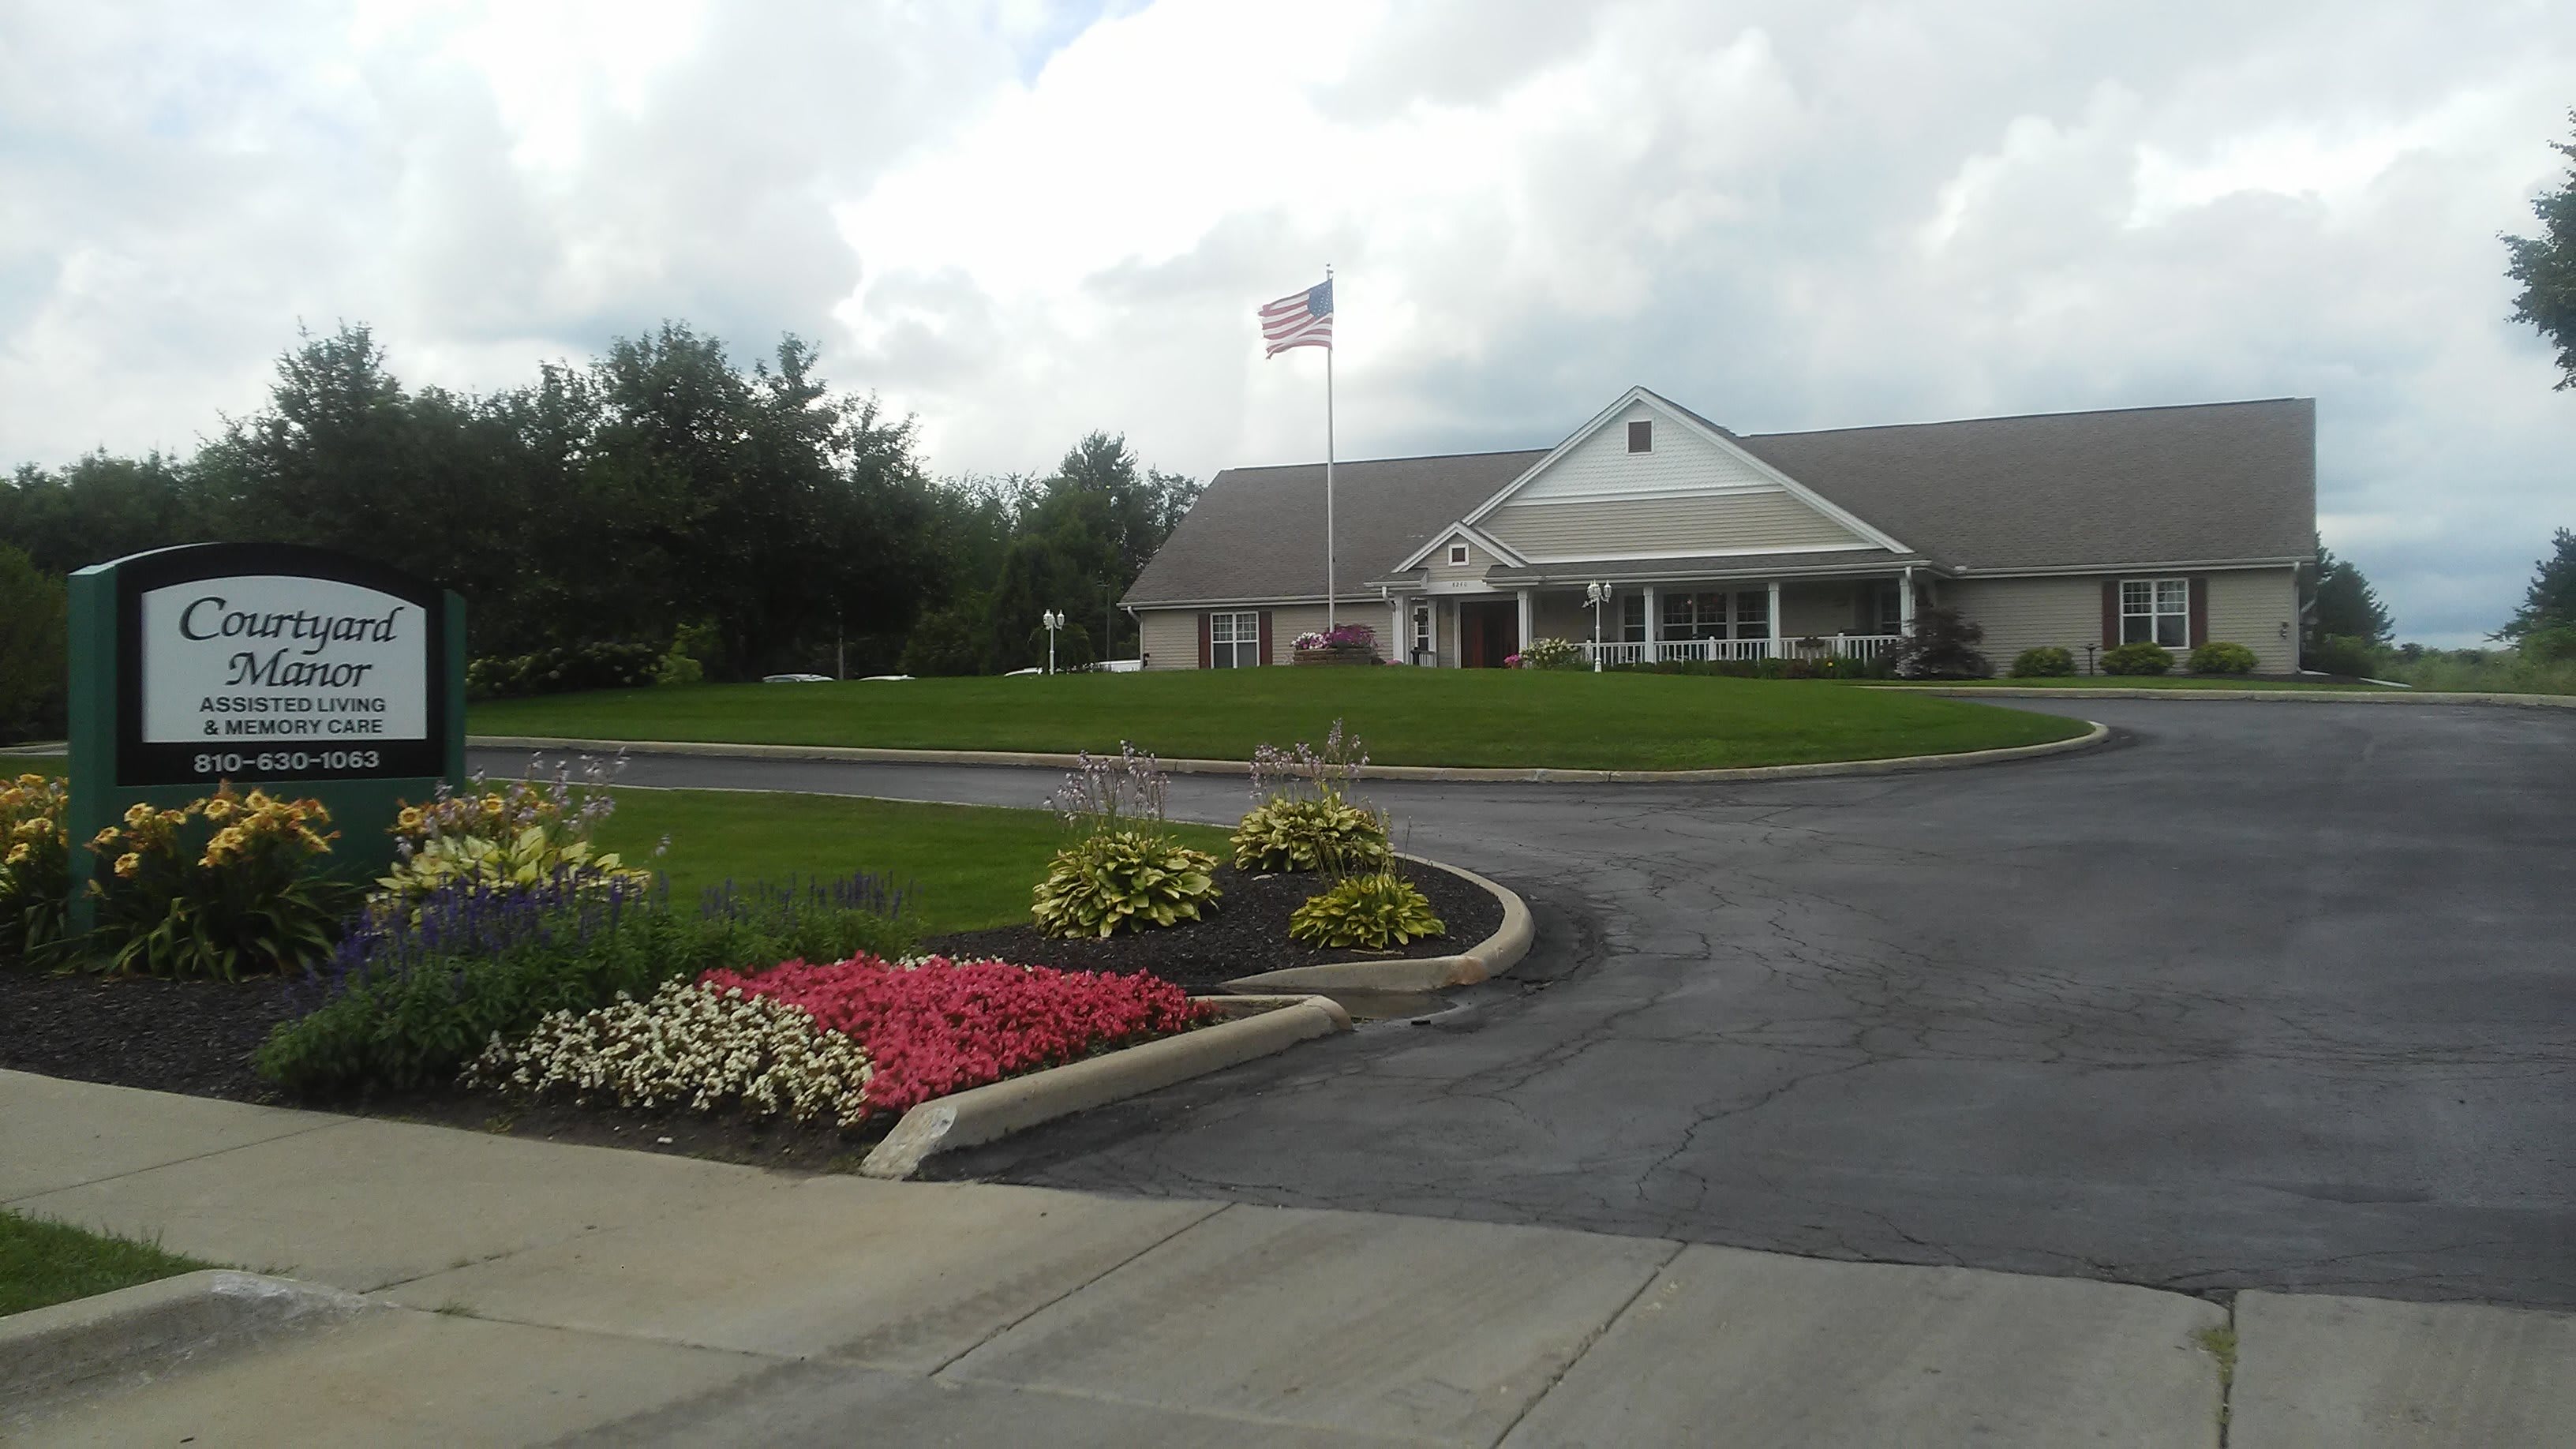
[1530,590,1584,643]
[1778,581,1866,639]
[1423,537,1499,584]
[1260,605,1335,665]
[1944,567,2299,674]
[1138,608,1201,671]
[2203,567,2299,673]
[1511,400,1775,501]
[1941,577,2102,670]
[1482,492,1864,560]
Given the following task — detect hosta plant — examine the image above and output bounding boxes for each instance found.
[378,755,650,908]
[1287,871,1446,949]
[1230,795,1391,874]
[0,773,71,960]
[1031,829,1220,938]
[86,784,352,980]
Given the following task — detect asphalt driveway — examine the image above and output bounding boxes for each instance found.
[474,698,2576,1307]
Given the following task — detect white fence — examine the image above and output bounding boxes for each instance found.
[1578,635,1904,667]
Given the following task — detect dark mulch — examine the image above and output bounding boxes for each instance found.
[922,856,1501,989]
[0,859,1499,1161]
[0,968,308,1102]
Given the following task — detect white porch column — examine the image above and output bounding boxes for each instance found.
[1767,578,1783,658]
[1899,566,1916,633]
[1642,585,1658,651]
[1390,596,1406,663]
[1516,588,1534,650]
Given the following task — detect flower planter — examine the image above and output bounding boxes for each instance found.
[1293,646,1378,666]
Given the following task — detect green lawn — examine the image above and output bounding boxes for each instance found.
[473,671,2091,771]
[3,751,66,777]
[2,1209,215,1316]
[594,788,1230,936]
[1871,676,2388,691]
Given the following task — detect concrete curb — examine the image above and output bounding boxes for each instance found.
[1867,686,2576,709]
[858,998,1352,1179]
[1216,852,1533,994]
[468,721,2114,784]
[0,1269,373,1416]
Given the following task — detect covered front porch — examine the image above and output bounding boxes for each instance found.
[1384,568,1926,668]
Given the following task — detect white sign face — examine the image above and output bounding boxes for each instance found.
[140,576,429,746]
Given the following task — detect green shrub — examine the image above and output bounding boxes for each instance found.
[653,650,704,686]
[2305,635,2380,679]
[2009,646,2076,678]
[1287,871,1445,949]
[1031,829,1220,938]
[466,642,665,701]
[1887,607,1991,679]
[0,546,66,745]
[2188,641,2258,674]
[1,773,70,962]
[255,874,913,1098]
[85,784,355,980]
[1230,795,1391,874]
[1516,637,1583,670]
[2100,642,2174,676]
[2521,625,2576,664]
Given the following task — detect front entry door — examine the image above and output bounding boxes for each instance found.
[1459,600,1518,668]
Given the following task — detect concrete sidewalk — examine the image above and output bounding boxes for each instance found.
[5,1071,2570,1446]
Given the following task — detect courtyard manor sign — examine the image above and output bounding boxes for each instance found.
[145,578,428,746]
[66,542,466,908]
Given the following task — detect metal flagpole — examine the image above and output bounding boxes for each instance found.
[1324,264,1336,631]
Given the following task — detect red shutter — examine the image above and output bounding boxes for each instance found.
[1197,612,1211,669]
[2188,577,2209,648]
[1257,610,1275,667]
[2101,579,2120,649]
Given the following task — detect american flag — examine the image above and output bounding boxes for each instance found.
[1259,278,1333,355]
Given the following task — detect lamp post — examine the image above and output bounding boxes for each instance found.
[1041,610,1062,675]
[1586,582,1610,672]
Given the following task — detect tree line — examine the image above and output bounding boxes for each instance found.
[0,322,1200,731]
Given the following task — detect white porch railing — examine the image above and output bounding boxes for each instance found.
[1578,635,1904,667]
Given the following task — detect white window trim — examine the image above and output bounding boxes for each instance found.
[1447,543,1470,565]
[1209,609,1261,668]
[2119,577,2191,649]
[1658,588,1774,642]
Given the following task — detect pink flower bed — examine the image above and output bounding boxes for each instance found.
[699,954,1214,1113]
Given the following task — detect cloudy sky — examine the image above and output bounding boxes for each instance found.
[4,1,2570,642]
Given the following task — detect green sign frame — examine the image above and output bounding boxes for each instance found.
[65,543,466,927]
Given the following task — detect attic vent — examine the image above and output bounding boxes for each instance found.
[1627,420,1652,453]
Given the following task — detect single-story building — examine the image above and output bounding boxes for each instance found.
[1122,387,2315,673]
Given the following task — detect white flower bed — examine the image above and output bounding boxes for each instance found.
[463,979,873,1126]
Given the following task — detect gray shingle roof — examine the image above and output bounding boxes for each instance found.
[1733,398,2315,571]
[1125,396,2315,605]
[1122,449,1545,605]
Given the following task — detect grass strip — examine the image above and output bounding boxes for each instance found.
[1,1208,217,1317]
[594,789,1233,936]
[472,670,2091,772]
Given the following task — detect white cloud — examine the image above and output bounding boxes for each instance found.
[2,0,2571,643]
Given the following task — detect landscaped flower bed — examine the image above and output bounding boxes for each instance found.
[466,953,1214,1125]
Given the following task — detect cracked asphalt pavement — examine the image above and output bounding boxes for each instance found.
[473,698,2576,1307]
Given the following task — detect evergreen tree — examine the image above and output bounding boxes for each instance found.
[2497,527,2576,642]
[2304,539,2394,648]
